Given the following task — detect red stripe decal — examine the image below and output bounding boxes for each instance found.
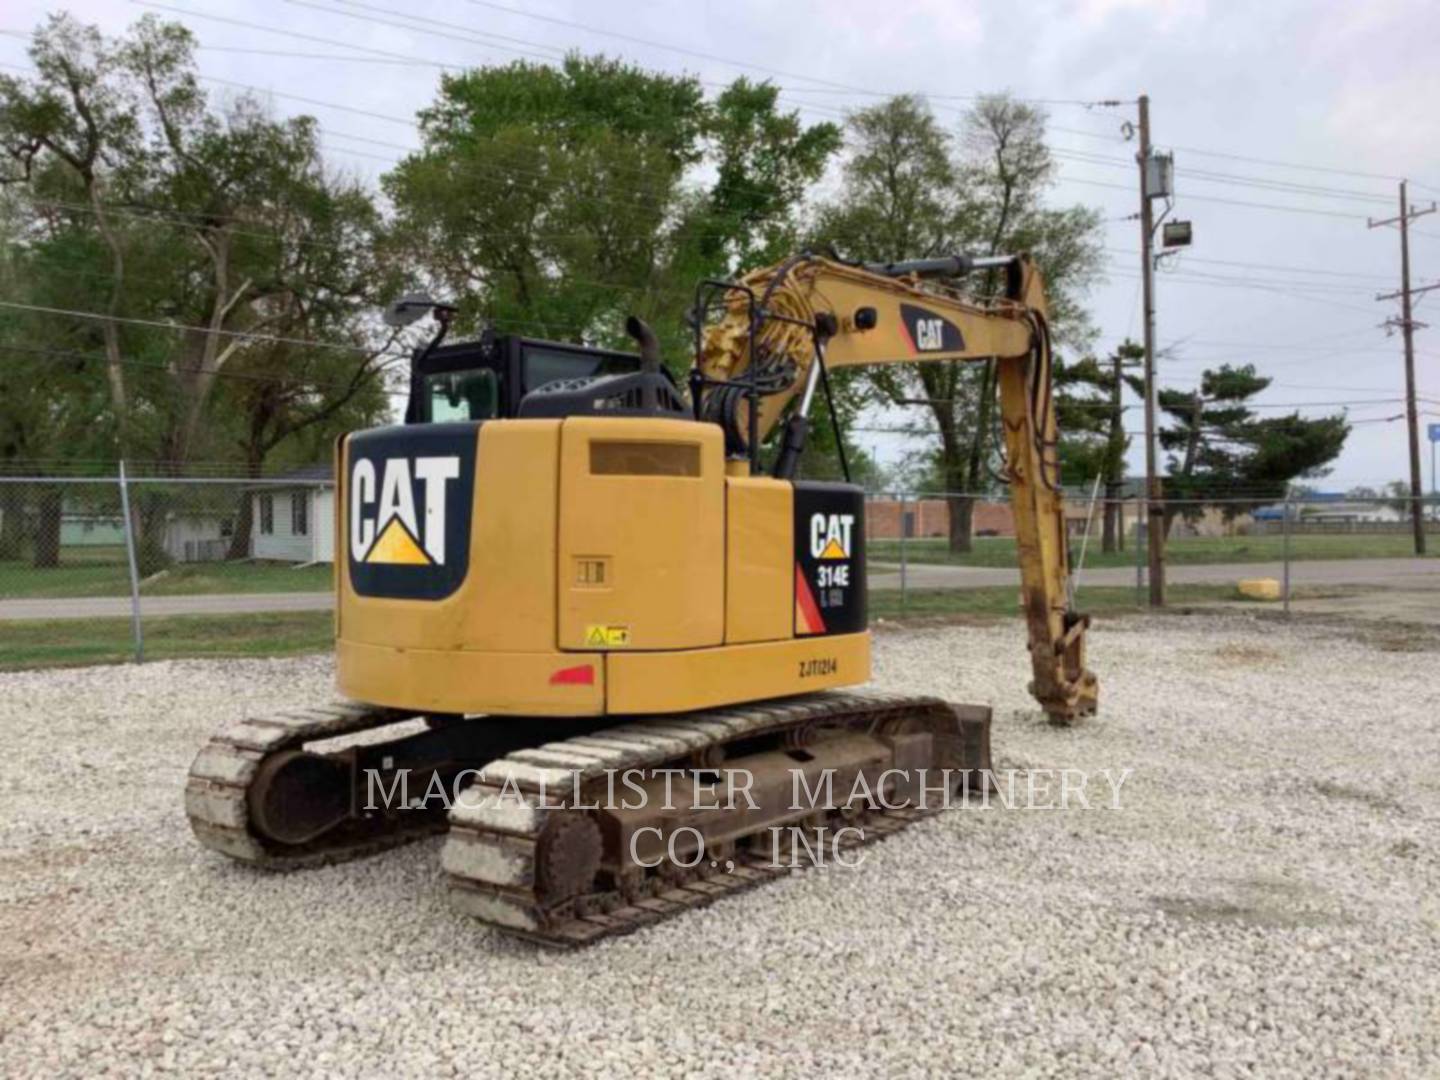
[549,664,595,686]
[795,564,827,635]
[898,317,917,354]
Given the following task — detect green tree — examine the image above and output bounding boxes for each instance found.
[1056,340,1138,551]
[686,78,841,273]
[382,58,839,368]
[1152,363,1350,532]
[1,14,391,567]
[815,94,1103,551]
[0,189,141,566]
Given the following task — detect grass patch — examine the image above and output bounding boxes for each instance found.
[869,532,1436,569]
[1211,643,1284,667]
[868,583,1244,620]
[0,557,332,599]
[0,584,1322,670]
[0,611,333,669]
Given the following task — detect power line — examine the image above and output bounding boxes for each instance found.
[1093,332,1395,353]
[0,288,625,349]
[458,0,1111,109]
[128,2,856,133]
[183,14,1410,222]
[1055,148,1395,205]
[1104,266,1384,316]
[0,298,402,357]
[1163,142,1410,185]
[0,340,405,395]
[5,36,1402,235]
[7,29,1432,364]
[1149,378,1417,394]
[127,5,1425,222]
[1148,267,1372,296]
[1061,175,1370,222]
[1101,249,1392,283]
[17,7,1439,195]
[132,1,554,70]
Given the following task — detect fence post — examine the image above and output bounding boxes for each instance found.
[117,460,144,662]
[1071,475,1103,605]
[1282,490,1292,618]
[898,492,909,616]
[1134,500,1145,606]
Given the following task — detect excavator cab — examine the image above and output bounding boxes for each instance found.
[405,333,645,422]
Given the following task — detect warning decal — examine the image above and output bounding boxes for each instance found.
[583,624,631,648]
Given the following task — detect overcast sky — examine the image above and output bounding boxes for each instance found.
[6,0,1439,490]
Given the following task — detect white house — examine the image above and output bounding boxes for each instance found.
[250,465,336,563]
[163,511,232,562]
[55,502,231,562]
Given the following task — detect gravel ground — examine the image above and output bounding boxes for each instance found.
[2,612,1438,1078]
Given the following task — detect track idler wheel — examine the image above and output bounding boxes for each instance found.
[536,813,603,905]
[247,750,353,846]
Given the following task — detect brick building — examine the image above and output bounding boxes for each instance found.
[866,496,1121,540]
[866,498,1017,539]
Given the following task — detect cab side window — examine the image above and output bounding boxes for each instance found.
[425,368,499,422]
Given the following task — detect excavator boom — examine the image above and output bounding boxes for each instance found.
[695,253,1098,721]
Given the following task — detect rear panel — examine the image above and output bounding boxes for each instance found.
[337,420,560,654]
[724,477,792,644]
[557,417,725,651]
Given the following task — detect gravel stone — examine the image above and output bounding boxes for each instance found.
[1,612,1437,1077]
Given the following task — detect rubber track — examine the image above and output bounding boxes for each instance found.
[441,689,980,948]
[184,702,439,869]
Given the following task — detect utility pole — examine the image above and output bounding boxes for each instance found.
[1137,94,1165,605]
[1108,348,1125,552]
[1369,180,1437,556]
[1103,343,1143,553]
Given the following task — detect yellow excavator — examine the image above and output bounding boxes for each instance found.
[185,251,1097,946]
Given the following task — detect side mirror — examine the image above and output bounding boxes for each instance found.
[384,293,454,328]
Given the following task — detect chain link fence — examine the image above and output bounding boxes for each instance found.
[1,470,1436,668]
[867,490,1440,623]
[0,470,335,666]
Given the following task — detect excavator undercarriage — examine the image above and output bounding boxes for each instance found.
[187,692,992,946]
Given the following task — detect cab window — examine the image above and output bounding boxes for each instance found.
[424,368,499,422]
[523,346,635,393]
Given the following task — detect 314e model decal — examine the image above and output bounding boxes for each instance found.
[793,482,866,637]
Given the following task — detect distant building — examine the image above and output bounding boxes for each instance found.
[250,465,335,564]
[866,496,1122,540]
[866,498,1012,539]
[57,503,232,562]
[1252,492,1405,531]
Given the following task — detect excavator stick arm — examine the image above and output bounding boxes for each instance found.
[697,253,1098,721]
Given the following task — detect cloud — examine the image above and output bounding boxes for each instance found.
[1069,0,1210,32]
